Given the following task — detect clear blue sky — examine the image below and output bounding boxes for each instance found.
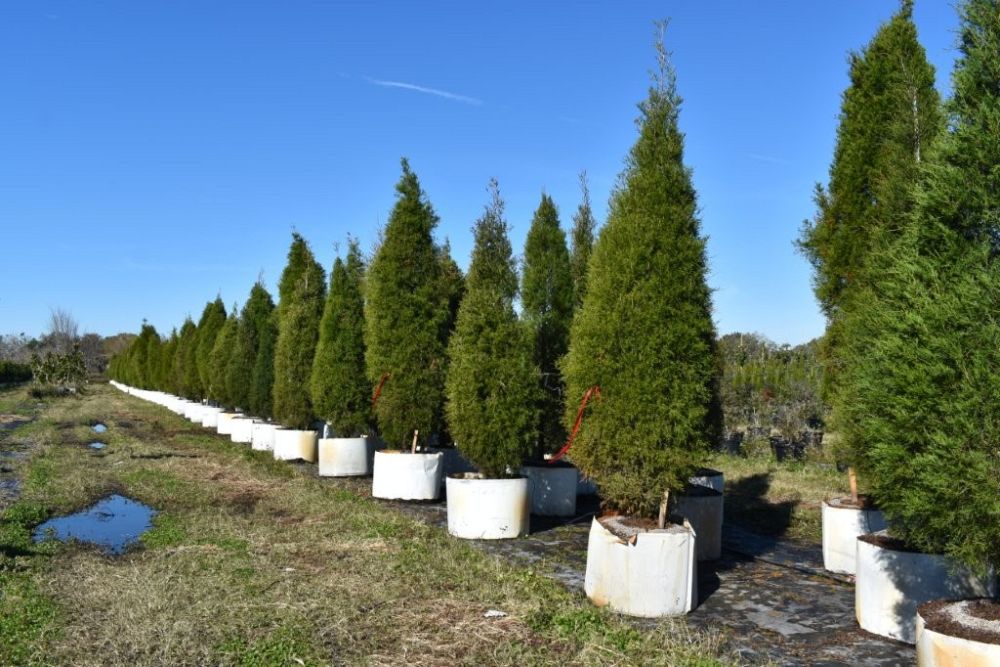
[0,1,960,345]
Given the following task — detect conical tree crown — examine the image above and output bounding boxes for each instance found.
[250,310,278,419]
[194,298,227,398]
[311,239,372,436]
[208,308,239,407]
[570,172,597,310]
[522,193,573,457]
[228,281,275,411]
[365,159,452,448]
[446,181,539,477]
[563,34,720,517]
[158,329,178,392]
[174,318,199,398]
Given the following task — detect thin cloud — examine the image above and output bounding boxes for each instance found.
[366,77,483,106]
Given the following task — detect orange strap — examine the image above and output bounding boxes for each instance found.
[371,372,390,407]
[549,385,601,463]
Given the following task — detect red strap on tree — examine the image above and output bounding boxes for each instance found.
[371,372,390,407]
[549,385,601,464]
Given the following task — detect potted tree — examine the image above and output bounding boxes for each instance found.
[366,160,454,500]
[843,0,1000,646]
[562,28,721,615]
[312,240,380,476]
[250,308,281,452]
[445,180,539,539]
[519,193,577,517]
[272,233,326,462]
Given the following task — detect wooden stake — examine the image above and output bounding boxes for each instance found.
[848,467,858,505]
[410,429,419,454]
[657,490,670,529]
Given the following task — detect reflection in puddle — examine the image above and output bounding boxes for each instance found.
[33,495,156,555]
[92,423,107,434]
[89,442,106,450]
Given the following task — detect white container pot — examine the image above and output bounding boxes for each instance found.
[674,488,723,561]
[230,417,256,444]
[821,497,886,575]
[251,423,280,452]
[916,599,1000,666]
[584,516,697,617]
[855,530,996,644]
[371,451,442,500]
[318,436,378,477]
[272,429,318,462]
[688,468,724,494]
[182,402,204,421]
[522,464,578,517]
[201,407,223,428]
[446,474,530,540]
[215,412,243,436]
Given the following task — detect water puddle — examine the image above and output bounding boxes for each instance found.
[33,495,157,555]
[89,442,106,450]
[92,423,107,434]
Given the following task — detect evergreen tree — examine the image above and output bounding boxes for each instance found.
[174,318,199,399]
[130,322,160,389]
[570,172,597,310]
[194,298,227,399]
[272,234,326,428]
[841,0,1000,571]
[563,31,720,518]
[227,281,275,411]
[250,310,278,419]
[311,239,371,436]
[446,181,539,477]
[208,308,239,407]
[522,193,574,457]
[797,0,942,451]
[158,329,178,392]
[365,159,452,448]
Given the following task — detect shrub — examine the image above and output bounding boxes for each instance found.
[227,282,275,413]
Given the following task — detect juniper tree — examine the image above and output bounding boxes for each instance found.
[311,240,371,436]
[129,322,160,389]
[446,181,539,477]
[563,29,720,518]
[173,318,199,398]
[158,329,178,393]
[249,310,278,419]
[840,0,1000,571]
[272,234,326,428]
[365,159,452,448]
[797,0,941,456]
[570,172,597,311]
[227,281,275,411]
[194,298,227,399]
[522,193,574,458]
[208,308,239,407]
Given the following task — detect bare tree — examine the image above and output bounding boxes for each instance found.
[47,308,79,354]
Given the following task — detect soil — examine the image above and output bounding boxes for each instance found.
[857,530,923,553]
[597,514,686,541]
[826,495,877,510]
[919,598,1000,645]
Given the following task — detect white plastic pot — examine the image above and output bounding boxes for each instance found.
[584,516,697,617]
[183,402,204,421]
[855,530,996,643]
[821,497,886,575]
[446,474,530,539]
[688,468,724,494]
[251,423,280,452]
[916,600,1000,666]
[215,412,243,436]
[201,407,223,428]
[273,429,318,462]
[230,417,256,444]
[371,451,442,500]
[674,489,723,561]
[522,464,578,517]
[318,437,378,477]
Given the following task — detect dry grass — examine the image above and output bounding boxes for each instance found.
[0,383,737,666]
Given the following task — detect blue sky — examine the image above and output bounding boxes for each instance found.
[1,1,960,344]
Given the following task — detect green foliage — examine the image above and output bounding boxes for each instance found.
[208,309,239,407]
[797,2,942,462]
[569,172,596,311]
[521,193,573,457]
[29,346,87,393]
[563,35,720,517]
[228,282,275,413]
[272,234,325,428]
[311,239,372,436]
[841,0,1000,571]
[249,310,278,419]
[365,159,454,448]
[0,361,32,384]
[194,299,227,399]
[158,329,179,393]
[174,318,200,399]
[446,181,539,478]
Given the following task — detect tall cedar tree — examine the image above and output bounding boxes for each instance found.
[446,181,539,477]
[570,172,597,310]
[158,329,178,393]
[174,318,199,398]
[208,308,239,407]
[272,234,326,428]
[840,0,1000,572]
[228,282,275,412]
[194,298,227,400]
[521,193,574,458]
[365,159,453,448]
[563,32,720,517]
[311,240,372,436]
[250,310,278,419]
[798,0,941,460]
[129,323,160,389]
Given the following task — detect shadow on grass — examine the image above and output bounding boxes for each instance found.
[724,472,796,540]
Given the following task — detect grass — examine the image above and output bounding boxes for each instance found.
[0,383,738,666]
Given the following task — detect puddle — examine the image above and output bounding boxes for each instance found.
[92,423,107,434]
[89,442,106,450]
[33,495,157,555]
